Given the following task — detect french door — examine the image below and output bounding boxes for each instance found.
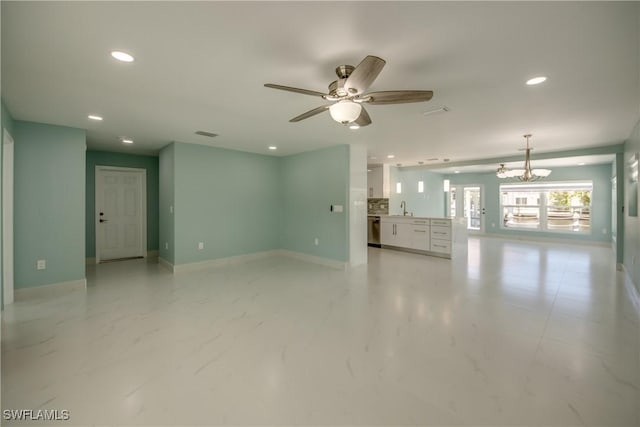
[449,185,485,233]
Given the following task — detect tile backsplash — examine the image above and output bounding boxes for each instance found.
[368,198,389,215]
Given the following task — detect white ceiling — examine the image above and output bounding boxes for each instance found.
[2,2,639,166]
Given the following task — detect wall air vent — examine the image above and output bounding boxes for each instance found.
[195,131,218,138]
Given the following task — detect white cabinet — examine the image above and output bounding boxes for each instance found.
[430,221,452,255]
[368,166,383,198]
[380,216,452,258]
[381,217,430,251]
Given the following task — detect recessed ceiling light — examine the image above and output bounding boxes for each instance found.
[121,137,133,144]
[349,124,360,130]
[526,76,547,85]
[367,169,372,172]
[578,162,586,166]
[454,170,460,174]
[387,154,395,159]
[88,115,103,121]
[268,146,277,150]
[368,156,377,160]
[111,51,135,63]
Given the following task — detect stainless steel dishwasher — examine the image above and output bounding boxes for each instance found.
[367,216,381,247]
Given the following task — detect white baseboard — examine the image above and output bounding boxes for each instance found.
[621,264,640,318]
[479,233,611,247]
[170,250,280,274]
[15,278,87,301]
[158,257,175,272]
[162,249,348,273]
[276,250,348,270]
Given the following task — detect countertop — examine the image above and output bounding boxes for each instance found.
[367,214,450,220]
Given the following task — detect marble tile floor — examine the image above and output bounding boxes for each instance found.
[2,237,639,426]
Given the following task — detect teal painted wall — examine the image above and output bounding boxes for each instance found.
[280,145,349,262]
[388,166,445,217]
[172,142,280,264]
[85,150,159,258]
[444,163,613,243]
[158,143,175,264]
[14,121,86,288]
[624,120,640,294]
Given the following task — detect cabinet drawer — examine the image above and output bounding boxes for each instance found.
[430,219,451,227]
[410,227,430,251]
[411,219,429,226]
[430,239,451,254]
[430,226,451,240]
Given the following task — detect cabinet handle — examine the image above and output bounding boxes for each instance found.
[414,229,426,233]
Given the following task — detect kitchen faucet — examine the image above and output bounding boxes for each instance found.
[400,200,407,216]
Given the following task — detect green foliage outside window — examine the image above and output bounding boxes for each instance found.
[548,190,591,206]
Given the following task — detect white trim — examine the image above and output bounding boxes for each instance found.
[171,250,281,273]
[3,128,14,306]
[276,250,348,270]
[14,278,87,301]
[158,257,174,272]
[621,264,640,319]
[95,166,147,263]
[162,250,348,273]
[477,232,611,247]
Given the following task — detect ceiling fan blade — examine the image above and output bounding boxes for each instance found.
[289,105,330,122]
[264,83,326,97]
[354,106,372,127]
[344,55,386,95]
[363,90,434,105]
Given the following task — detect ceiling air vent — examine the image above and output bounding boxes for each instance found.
[195,130,218,138]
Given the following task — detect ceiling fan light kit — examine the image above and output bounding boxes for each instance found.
[496,134,551,182]
[265,55,433,127]
[329,100,362,124]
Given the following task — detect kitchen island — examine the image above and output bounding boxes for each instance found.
[376,215,452,259]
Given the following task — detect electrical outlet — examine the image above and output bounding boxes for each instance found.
[602,228,607,235]
[169,205,173,214]
[492,222,496,228]
[36,259,46,270]
[165,242,169,250]
[314,238,319,246]
[198,242,204,250]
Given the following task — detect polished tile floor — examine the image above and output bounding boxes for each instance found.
[2,237,639,426]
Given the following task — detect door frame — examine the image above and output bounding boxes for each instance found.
[450,184,485,234]
[95,166,147,263]
[3,128,14,305]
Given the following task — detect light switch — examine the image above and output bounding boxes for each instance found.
[333,205,343,213]
[37,259,46,270]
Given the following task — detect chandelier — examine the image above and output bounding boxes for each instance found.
[496,134,551,182]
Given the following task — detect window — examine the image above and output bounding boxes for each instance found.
[500,182,592,233]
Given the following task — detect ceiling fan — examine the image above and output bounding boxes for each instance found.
[264,55,433,128]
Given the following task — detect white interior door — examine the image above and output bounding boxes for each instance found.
[96,166,146,263]
[3,129,14,305]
